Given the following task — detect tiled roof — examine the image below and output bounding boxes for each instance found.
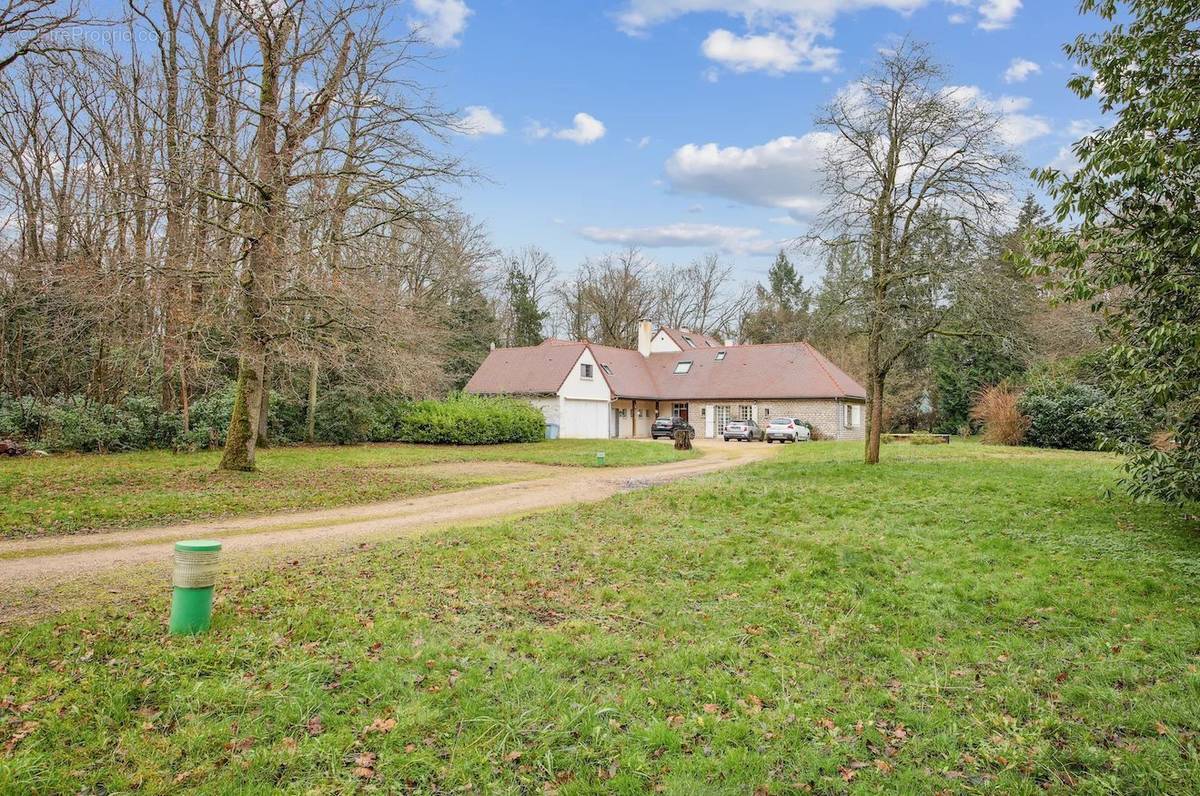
[464,342,586,395]
[466,333,866,401]
[643,342,865,400]
[659,326,724,350]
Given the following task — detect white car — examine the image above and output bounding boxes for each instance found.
[765,416,812,443]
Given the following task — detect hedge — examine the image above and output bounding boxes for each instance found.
[392,395,545,445]
[0,391,546,453]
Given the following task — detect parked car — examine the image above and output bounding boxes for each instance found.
[723,419,765,442]
[765,417,812,443]
[651,416,696,440]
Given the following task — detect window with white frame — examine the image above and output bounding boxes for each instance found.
[715,351,726,361]
[673,361,693,374]
[580,363,593,380]
[601,363,613,375]
[671,402,687,418]
[737,404,752,421]
[682,335,696,347]
[845,404,861,428]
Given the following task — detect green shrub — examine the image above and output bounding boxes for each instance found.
[1018,381,1107,450]
[315,387,377,445]
[189,385,308,448]
[393,395,544,445]
[909,431,944,445]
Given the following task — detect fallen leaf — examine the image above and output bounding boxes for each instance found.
[306,716,324,736]
[364,717,396,735]
[225,737,253,753]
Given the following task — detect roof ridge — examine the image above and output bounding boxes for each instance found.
[800,341,846,394]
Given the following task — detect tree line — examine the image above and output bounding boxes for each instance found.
[1,0,1195,503]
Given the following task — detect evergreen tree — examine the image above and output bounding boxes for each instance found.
[505,267,547,347]
[1028,0,1200,503]
[741,251,811,344]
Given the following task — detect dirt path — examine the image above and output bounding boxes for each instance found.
[0,440,775,620]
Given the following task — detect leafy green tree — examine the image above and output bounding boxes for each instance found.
[931,336,1025,433]
[505,267,547,347]
[741,251,811,344]
[1028,0,1200,503]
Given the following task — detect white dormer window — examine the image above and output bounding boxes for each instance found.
[580,363,593,380]
[674,361,693,374]
[682,336,696,348]
[715,351,726,361]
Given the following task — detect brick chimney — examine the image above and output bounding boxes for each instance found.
[637,320,653,357]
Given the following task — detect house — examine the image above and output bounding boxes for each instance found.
[465,322,867,441]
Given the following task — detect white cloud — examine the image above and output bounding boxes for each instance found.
[978,0,1021,30]
[614,1,930,75]
[456,105,505,136]
[946,85,1051,146]
[1003,57,1040,83]
[410,0,471,47]
[947,12,967,23]
[997,114,1051,146]
[1048,145,1080,175]
[664,133,834,219]
[701,26,839,74]
[530,112,607,145]
[579,222,776,254]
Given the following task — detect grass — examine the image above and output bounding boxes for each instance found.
[2,442,1199,794]
[0,439,697,538]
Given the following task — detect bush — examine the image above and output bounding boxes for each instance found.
[909,431,943,445]
[0,390,548,453]
[315,387,377,445]
[1017,381,1106,451]
[393,395,544,445]
[970,385,1028,446]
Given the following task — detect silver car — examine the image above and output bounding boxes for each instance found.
[765,417,812,443]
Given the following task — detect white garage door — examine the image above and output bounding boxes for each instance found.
[560,398,611,439]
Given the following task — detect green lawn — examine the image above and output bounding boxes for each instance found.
[3,442,1199,794]
[0,440,697,538]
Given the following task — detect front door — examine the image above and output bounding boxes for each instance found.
[714,404,731,435]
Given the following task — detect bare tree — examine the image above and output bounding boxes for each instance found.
[814,40,1020,464]
[0,0,80,73]
[656,252,751,338]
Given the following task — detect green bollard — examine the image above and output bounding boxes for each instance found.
[596,451,605,466]
[169,539,222,635]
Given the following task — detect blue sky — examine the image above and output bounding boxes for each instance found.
[414,0,1105,284]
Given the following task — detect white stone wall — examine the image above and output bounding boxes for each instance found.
[526,396,560,425]
[757,399,866,441]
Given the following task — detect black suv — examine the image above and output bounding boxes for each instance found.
[651,416,696,440]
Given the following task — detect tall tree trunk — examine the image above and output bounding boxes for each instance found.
[220,341,263,471]
[256,352,270,448]
[865,372,884,464]
[306,357,318,443]
[219,21,351,470]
